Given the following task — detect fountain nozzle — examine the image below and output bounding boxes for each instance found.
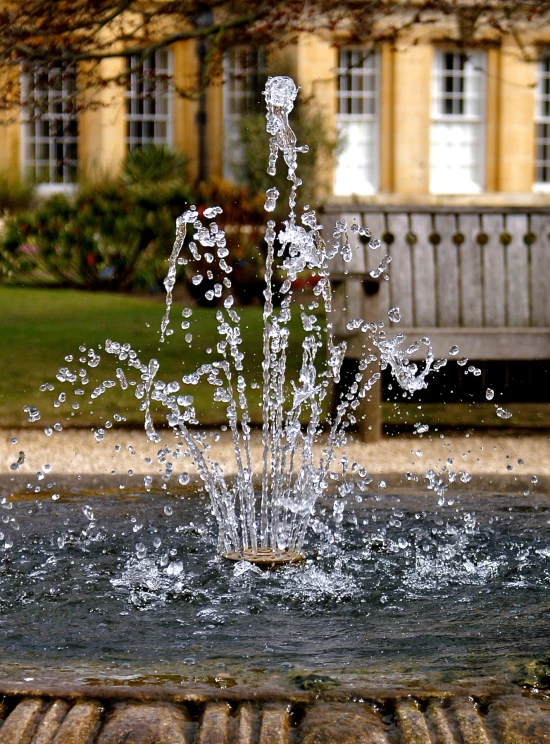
[223,548,304,567]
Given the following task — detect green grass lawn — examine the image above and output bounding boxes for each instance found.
[0,286,309,429]
[1,286,549,431]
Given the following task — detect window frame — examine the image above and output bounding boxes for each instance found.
[430,49,487,195]
[20,63,79,192]
[125,48,173,152]
[334,47,380,196]
[534,55,550,192]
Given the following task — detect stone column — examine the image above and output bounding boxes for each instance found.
[498,40,536,193]
[392,41,432,195]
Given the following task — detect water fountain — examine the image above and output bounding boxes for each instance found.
[0,75,549,742]
[95,75,440,567]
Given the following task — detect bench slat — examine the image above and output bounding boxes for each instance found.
[364,212,390,317]
[457,213,483,327]
[505,213,530,327]
[434,213,460,326]
[410,213,436,326]
[342,212,366,273]
[387,212,413,326]
[530,214,550,327]
[397,327,550,360]
[480,213,506,327]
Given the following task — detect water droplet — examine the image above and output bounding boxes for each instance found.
[203,206,223,219]
[388,307,401,323]
[164,506,173,516]
[264,187,279,212]
[82,505,94,521]
[486,388,495,400]
[166,561,183,576]
[496,407,512,419]
[135,543,147,559]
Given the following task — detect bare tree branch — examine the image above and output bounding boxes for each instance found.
[0,0,547,113]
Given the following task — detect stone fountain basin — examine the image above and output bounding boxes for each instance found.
[0,680,548,742]
[0,465,549,741]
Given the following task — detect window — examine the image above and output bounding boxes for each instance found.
[126,49,172,151]
[223,47,268,179]
[21,64,78,186]
[334,49,379,195]
[430,51,486,194]
[535,57,550,189]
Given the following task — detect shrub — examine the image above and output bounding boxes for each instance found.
[0,146,290,301]
[0,147,192,291]
[122,143,190,187]
[0,174,36,214]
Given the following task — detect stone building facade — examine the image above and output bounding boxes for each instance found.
[0,20,549,206]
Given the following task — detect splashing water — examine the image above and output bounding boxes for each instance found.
[41,76,443,562]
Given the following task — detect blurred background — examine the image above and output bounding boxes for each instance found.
[0,0,549,434]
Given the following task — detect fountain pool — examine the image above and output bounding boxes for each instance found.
[0,482,548,691]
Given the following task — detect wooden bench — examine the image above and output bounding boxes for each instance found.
[322,205,550,440]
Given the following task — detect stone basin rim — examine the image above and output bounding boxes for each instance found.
[0,679,548,744]
[2,472,547,496]
[0,678,540,704]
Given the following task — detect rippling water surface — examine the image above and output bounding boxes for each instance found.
[0,487,549,688]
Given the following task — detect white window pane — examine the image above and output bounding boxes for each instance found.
[430,121,483,193]
[334,48,379,195]
[334,120,377,195]
[430,50,485,193]
[125,50,173,150]
[21,64,78,185]
[535,57,550,187]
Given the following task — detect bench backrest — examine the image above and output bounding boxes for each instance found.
[322,206,550,360]
[323,206,550,329]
